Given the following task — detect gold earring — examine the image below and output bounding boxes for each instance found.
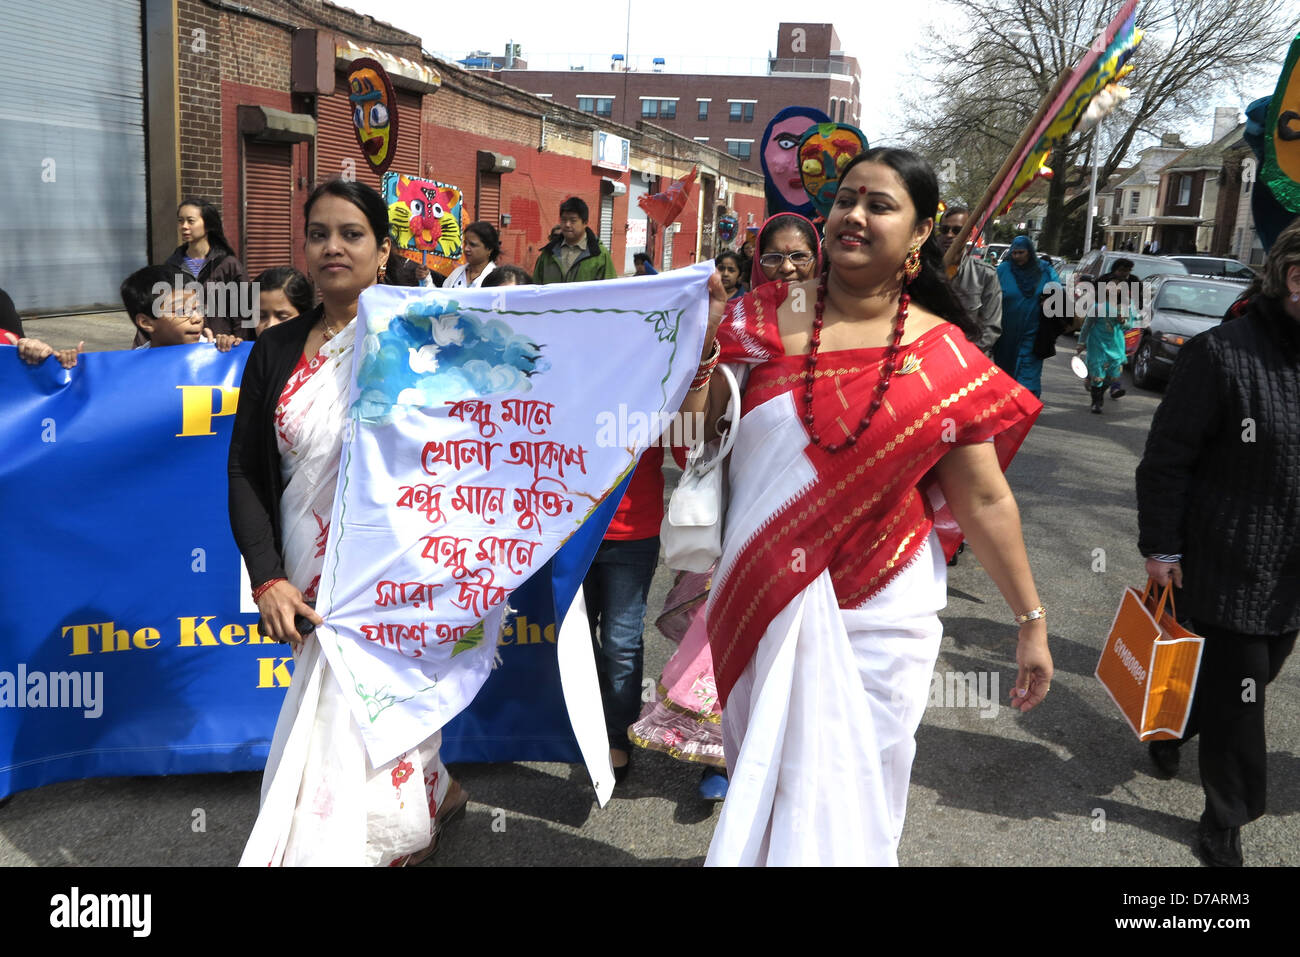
[903,245,922,282]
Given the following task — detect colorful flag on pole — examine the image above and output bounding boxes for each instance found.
[968,0,1144,240]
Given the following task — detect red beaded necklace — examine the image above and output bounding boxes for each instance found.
[803,270,909,452]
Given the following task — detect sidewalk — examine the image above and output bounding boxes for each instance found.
[22,313,135,353]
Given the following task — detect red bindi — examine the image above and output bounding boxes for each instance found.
[858,186,867,194]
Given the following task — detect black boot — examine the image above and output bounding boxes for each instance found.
[1090,385,1105,414]
[1197,811,1243,867]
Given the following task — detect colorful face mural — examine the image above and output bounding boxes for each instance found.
[382,172,464,275]
[348,58,399,175]
[797,123,869,219]
[718,214,739,245]
[759,106,831,218]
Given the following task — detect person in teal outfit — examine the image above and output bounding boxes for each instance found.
[1076,260,1136,413]
[994,235,1060,398]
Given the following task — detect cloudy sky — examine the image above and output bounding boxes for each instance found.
[354,0,1268,146]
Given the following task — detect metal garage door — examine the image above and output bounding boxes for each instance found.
[243,141,295,278]
[0,0,148,314]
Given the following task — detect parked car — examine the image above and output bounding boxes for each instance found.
[1071,251,1189,345]
[1167,255,1258,282]
[1130,276,1244,389]
[983,243,1010,264]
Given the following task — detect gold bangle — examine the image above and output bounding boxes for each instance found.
[1014,605,1046,625]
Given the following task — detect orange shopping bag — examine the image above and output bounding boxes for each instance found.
[1095,578,1205,741]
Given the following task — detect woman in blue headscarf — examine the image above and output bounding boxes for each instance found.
[994,235,1060,398]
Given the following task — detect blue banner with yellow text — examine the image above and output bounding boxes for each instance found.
[0,345,608,798]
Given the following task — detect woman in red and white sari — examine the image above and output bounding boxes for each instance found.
[230,180,465,866]
[681,149,1053,866]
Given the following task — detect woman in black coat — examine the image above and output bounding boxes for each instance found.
[1135,220,1300,867]
[162,198,251,339]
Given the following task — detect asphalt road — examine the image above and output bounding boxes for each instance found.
[1,340,1295,868]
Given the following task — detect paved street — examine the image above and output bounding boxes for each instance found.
[1,344,1295,867]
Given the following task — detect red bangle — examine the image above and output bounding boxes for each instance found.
[252,578,286,603]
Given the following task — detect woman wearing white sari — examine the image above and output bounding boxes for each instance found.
[681,149,1054,866]
[229,180,466,866]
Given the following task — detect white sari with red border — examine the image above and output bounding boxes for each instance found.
[703,284,1041,866]
[241,322,450,867]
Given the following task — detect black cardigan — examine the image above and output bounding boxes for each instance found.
[227,307,320,589]
[1135,294,1300,635]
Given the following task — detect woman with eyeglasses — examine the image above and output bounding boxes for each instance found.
[752,213,821,285]
[629,213,823,804]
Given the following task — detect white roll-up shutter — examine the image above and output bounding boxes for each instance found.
[599,194,614,252]
[0,0,148,314]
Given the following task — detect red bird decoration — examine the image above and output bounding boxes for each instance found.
[639,166,698,228]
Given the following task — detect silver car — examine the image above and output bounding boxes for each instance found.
[1130,276,1246,389]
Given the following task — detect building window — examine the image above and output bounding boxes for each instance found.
[729,101,755,122]
[726,139,753,160]
[1128,190,1140,214]
[698,100,709,121]
[660,99,676,119]
[578,96,612,117]
[693,136,709,143]
[1177,174,1192,206]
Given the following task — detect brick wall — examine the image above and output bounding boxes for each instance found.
[501,70,861,149]
[217,14,293,92]
[177,0,224,204]
[173,0,767,279]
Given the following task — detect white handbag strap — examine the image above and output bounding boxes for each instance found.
[691,362,741,477]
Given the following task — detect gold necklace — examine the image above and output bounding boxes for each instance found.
[320,318,345,341]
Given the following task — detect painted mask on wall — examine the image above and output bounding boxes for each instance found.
[718,215,739,244]
[797,123,869,219]
[348,58,399,175]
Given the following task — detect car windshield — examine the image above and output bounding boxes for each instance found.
[1154,281,1241,318]
[1109,256,1188,277]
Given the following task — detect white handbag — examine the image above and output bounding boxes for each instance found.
[660,363,742,572]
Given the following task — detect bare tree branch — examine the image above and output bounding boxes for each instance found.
[905,0,1298,253]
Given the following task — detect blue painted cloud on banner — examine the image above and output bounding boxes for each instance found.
[353,298,548,422]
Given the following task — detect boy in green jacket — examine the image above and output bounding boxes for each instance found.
[533,197,617,284]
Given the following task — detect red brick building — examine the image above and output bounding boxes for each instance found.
[167,0,765,282]
[487,23,861,166]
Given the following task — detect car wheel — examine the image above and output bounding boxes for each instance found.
[1132,341,1157,390]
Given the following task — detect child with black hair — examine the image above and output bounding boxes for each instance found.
[121,265,241,351]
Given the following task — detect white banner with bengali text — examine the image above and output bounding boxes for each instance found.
[315,265,712,765]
